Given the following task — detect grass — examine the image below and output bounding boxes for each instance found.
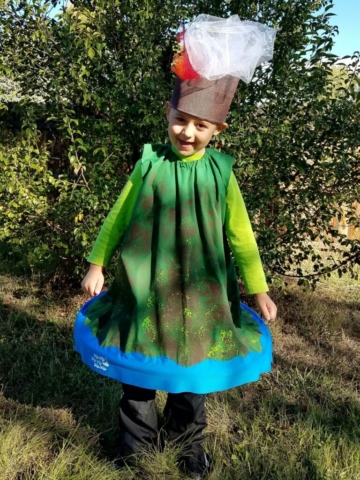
[0,259,359,479]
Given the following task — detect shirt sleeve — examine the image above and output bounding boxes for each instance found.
[87,161,143,267]
[225,172,268,294]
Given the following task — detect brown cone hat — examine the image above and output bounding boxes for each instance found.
[169,75,239,124]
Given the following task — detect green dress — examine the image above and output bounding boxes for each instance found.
[74,144,272,393]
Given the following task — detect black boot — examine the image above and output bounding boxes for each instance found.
[163,392,211,478]
[115,383,158,469]
[178,443,212,479]
[164,392,207,444]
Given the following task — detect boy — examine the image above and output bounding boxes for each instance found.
[75,14,276,478]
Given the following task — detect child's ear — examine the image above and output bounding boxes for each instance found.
[213,122,228,136]
[165,101,171,120]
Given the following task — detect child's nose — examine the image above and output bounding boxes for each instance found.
[182,124,194,138]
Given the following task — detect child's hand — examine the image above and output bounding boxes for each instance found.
[254,292,277,322]
[81,264,105,297]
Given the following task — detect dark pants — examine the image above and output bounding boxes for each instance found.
[118,383,207,457]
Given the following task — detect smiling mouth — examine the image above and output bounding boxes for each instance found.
[179,140,194,146]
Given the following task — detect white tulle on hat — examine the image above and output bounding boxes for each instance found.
[181,14,276,83]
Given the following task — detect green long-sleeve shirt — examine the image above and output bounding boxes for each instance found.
[88,150,268,294]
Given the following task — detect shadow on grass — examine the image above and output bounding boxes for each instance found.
[271,353,360,437]
[279,289,360,340]
[0,299,121,459]
[0,392,99,452]
[219,452,328,480]
[216,375,360,480]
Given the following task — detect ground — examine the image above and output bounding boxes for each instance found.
[0,258,359,479]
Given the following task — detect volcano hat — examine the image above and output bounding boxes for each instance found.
[170,14,276,124]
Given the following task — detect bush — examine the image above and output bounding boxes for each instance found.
[0,0,359,285]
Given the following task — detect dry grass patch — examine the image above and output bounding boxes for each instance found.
[206,394,236,442]
[0,395,121,480]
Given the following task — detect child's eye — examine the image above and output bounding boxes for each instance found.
[176,117,185,122]
[198,124,207,129]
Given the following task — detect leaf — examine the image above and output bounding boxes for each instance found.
[88,47,95,59]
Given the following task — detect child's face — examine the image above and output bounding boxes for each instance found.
[166,103,227,157]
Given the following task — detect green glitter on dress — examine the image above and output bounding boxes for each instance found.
[142,317,157,342]
[84,144,263,366]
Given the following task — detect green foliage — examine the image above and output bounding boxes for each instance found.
[0,126,59,272]
[0,0,359,284]
[326,65,354,99]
